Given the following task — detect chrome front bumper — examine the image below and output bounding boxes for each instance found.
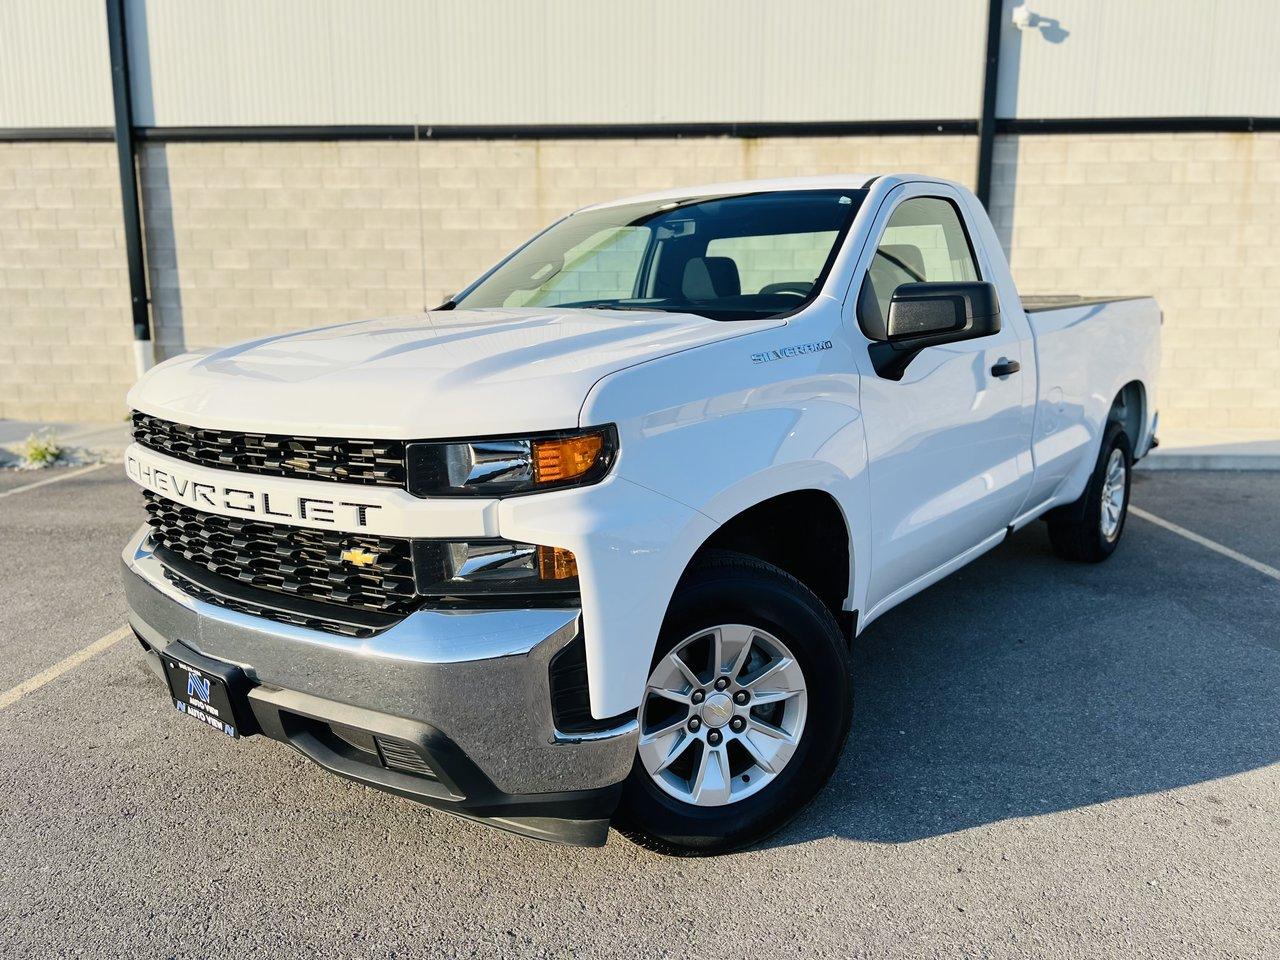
[121,525,637,841]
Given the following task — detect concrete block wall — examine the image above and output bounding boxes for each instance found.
[0,143,136,422]
[991,132,1280,430]
[138,142,427,358]
[3,131,1278,430]
[138,135,978,361]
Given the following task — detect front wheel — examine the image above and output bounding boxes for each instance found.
[613,551,853,856]
[1046,420,1133,563]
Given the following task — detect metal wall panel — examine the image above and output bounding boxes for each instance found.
[0,0,114,127]
[997,0,1280,118]
[125,0,988,126]
[9,2,1278,132]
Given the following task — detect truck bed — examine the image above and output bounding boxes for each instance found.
[1021,294,1150,313]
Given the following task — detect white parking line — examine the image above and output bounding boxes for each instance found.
[0,626,133,713]
[0,462,109,499]
[1131,506,1280,583]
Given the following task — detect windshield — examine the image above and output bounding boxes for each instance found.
[452,189,868,321]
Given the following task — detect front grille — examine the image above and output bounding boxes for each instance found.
[132,411,407,488]
[144,490,417,617]
[161,565,380,639]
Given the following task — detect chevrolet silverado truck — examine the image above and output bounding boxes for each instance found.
[121,174,1160,855]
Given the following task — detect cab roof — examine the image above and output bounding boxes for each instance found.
[576,174,883,213]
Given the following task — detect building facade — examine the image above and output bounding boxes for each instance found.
[2,0,1278,430]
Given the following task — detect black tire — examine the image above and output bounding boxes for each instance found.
[613,551,853,856]
[1046,420,1133,562]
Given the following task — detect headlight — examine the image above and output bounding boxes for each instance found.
[406,426,617,497]
[412,539,578,597]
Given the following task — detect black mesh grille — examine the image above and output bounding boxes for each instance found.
[375,737,438,779]
[548,634,635,735]
[161,566,380,639]
[144,491,417,617]
[549,635,594,733]
[132,411,407,488]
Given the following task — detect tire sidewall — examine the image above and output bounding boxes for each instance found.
[1087,421,1133,558]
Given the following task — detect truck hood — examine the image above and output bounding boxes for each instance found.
[128,307,783,437]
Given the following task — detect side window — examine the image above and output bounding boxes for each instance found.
[505,226,649,308]
[857,197,979,340]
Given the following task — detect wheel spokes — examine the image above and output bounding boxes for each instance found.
[715,624,757,682]
[736,728,778,774]
[744,655,803,696]
[669,651,703,691]
[690,743,731,805]
[748,716,797,743]
[647,684,691,706]
[640,724,697,775]
[638,714,686,747]
[749,687,803,707]
[646,651,699,701]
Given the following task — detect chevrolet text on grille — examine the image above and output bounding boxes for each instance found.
[125,455,382,527]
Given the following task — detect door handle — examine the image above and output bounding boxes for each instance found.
[990,358,1021,378]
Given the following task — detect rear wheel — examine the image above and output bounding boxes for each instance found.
[614,551,853,856]
[1046,420,1133,562]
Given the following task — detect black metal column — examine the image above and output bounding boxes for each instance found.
[105,0,152,374]
[975,0,1005,208]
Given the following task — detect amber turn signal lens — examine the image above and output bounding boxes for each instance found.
[537,545,578,581]
[532,433,605,484]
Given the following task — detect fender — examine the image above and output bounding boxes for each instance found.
[558,307,873,715]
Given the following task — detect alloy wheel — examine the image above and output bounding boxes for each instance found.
[1099,447,1127,542]
[637,624,808,807]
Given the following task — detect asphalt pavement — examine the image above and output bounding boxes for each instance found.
[0,465,1277,959]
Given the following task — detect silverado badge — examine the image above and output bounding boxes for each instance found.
[340,547,378,567]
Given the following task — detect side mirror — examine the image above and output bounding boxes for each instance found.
[886,281,1000,342]
[869,281,1001,379]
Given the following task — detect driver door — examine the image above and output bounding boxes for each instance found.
[850,185,1035,617]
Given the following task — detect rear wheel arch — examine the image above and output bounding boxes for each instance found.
[1109,380,1147,452]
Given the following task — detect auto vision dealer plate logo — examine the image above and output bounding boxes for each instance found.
[186,670,212,703]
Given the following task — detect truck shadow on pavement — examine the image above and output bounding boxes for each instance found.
[775,518,1280,847]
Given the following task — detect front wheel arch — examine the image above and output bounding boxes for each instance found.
[684,489,854,631]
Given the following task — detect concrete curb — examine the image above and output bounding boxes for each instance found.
[1138,454,1280,472]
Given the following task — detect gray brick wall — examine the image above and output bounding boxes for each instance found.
[0,143,135,422]
[137,135,978,357]
[991,132,1280,430]
[2,132,1278,430]
[139,142,427,358]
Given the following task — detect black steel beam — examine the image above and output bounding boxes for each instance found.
[999,115,1280,134]
[105,0,151,362]
[975,0,1005,208]
[0,126,115,142]
[130,119,979,142]
[8,116,1278,145]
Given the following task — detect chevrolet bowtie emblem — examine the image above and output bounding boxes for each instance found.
[340,547,378,567]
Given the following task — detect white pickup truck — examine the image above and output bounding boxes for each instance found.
[121,174,1160,855]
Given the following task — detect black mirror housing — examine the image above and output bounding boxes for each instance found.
[886,281,1000,341]
[871,281,1001,379]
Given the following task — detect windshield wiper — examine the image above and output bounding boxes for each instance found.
[555,300,665,312]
